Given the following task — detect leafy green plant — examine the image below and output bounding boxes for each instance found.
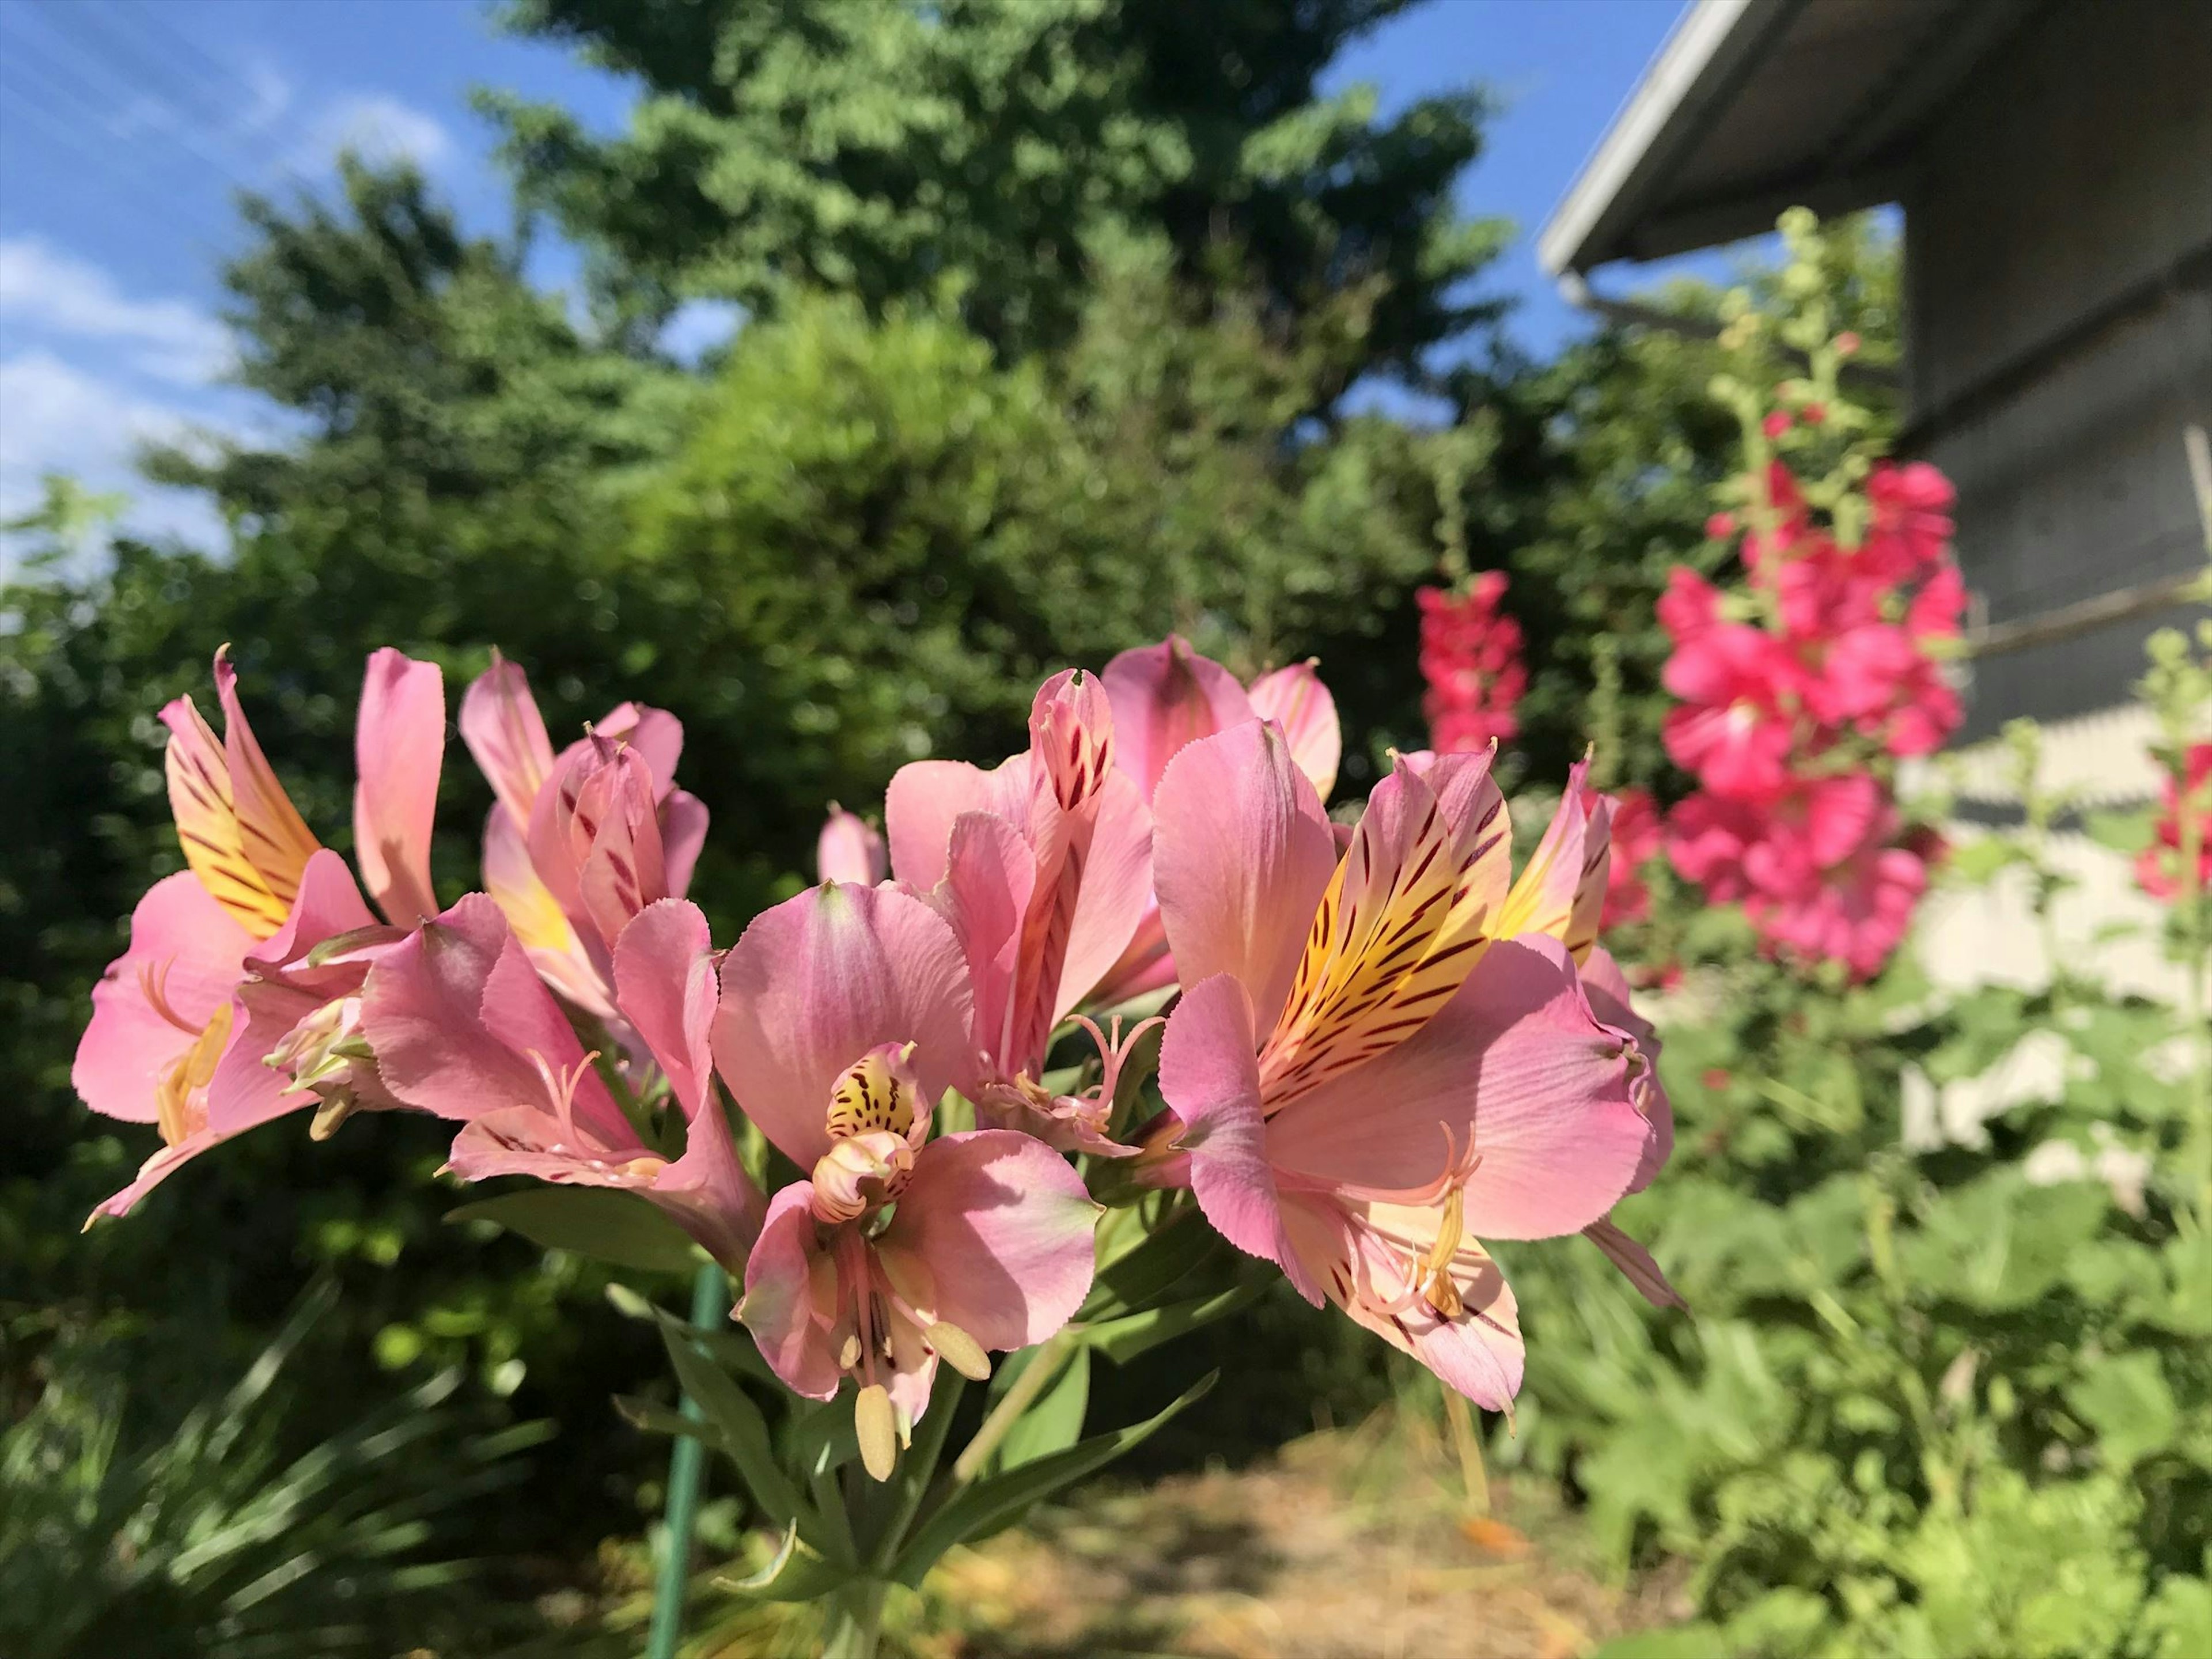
[0,1281,582,1659]
[1499,218,2212,1659]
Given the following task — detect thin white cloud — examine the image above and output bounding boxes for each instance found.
[294,94,452,173]
[237,60,296,139]
[0,238,232,384]
[0,351,229,562]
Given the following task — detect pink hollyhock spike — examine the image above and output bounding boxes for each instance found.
[354,647,445,926]
[1145,724,1650,1404]
[1660,624,1800,802]
[717,882,1097,1473]
[1419,579,1526,754]
[1602,789,1661,930]
[817,805,889,885]
[2135,743,2212,902]
[885,672,1154,1153]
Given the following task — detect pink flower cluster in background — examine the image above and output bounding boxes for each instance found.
[1419,573,1526,753]
[1660,456,1965,979]
[2137,741,2212,902]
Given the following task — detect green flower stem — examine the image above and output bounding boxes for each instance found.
[952,1330,1077,1483]
[870,1374,967,1571]
[819,1578,888,1659]
[645,1262,728,1659]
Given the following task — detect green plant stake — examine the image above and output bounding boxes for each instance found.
[647,1262,728,1659]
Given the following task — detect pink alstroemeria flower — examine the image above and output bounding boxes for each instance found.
[460,655,707,1021]
[1092,636,1341,1005]
[885,672,1156,1154]
[1468,760,1679,1308]
[1149,725,1654,1408]
[816,805,888,885]
[361,893,764,1270]
[714,882,1099,1479]
[74,647,445,1220]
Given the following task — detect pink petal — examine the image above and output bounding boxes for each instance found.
[208,850,382,1135]
[362,893,618,1137]
[1455,937,1649,1240]
[352,648,445,926]
[1048,767,1154,1024]
[1102,635,1254,805]
[1580,946,1672,1194]
[738,1183,843,1400]
[1267,937,1646,1238]
[888,1130,1099,1350]
[585,703,685,801]
[1248,660,1341,802]
[1408,1264,1524,1411]
[1157,972,1323,1304]
[480,805,611,1017]
[662,789,709,899]
[1153,722,1338,1031]
[613,899,718,1119]
[460,657,555,832]
[884,755,1029,892]
[73,872,253,1124]
[713,882,974,1169]
[653,1078,768,1266]
[934,811,1038,1079]
[1584,1218,1684,1309]
[816,806,888,885]
[87,1125,229,1224]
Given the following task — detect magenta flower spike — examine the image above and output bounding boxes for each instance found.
[713,882,1099,1478]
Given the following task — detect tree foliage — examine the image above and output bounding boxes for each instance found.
[485,0,1506,371]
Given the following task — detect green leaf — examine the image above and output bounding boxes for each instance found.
[2084,808,2156,856]
[1084,1277,1269,1366]
[716,1520,857,1604]
[989,1345,1090,1474]
[649,1306,814,1539]
[1946,836,2028,882]
[1078,1203,1222,1320]
[2066,1352,2178,1469]
[446,1188,702,1275]
[890,1370,1218,1587]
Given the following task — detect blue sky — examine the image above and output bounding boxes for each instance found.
[0,0,1715,559]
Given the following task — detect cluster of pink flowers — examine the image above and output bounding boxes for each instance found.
[2137,741,2212,902]
[1660,457,1965,979]
[76,634,1676,1459]
[1419,573,1527,753]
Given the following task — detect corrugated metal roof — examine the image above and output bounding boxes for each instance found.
[1539,0,2043,274]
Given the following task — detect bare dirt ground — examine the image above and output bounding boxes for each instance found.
[917,1415,1691,1659]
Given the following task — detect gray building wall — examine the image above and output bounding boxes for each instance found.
[1901,0,2212,743]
